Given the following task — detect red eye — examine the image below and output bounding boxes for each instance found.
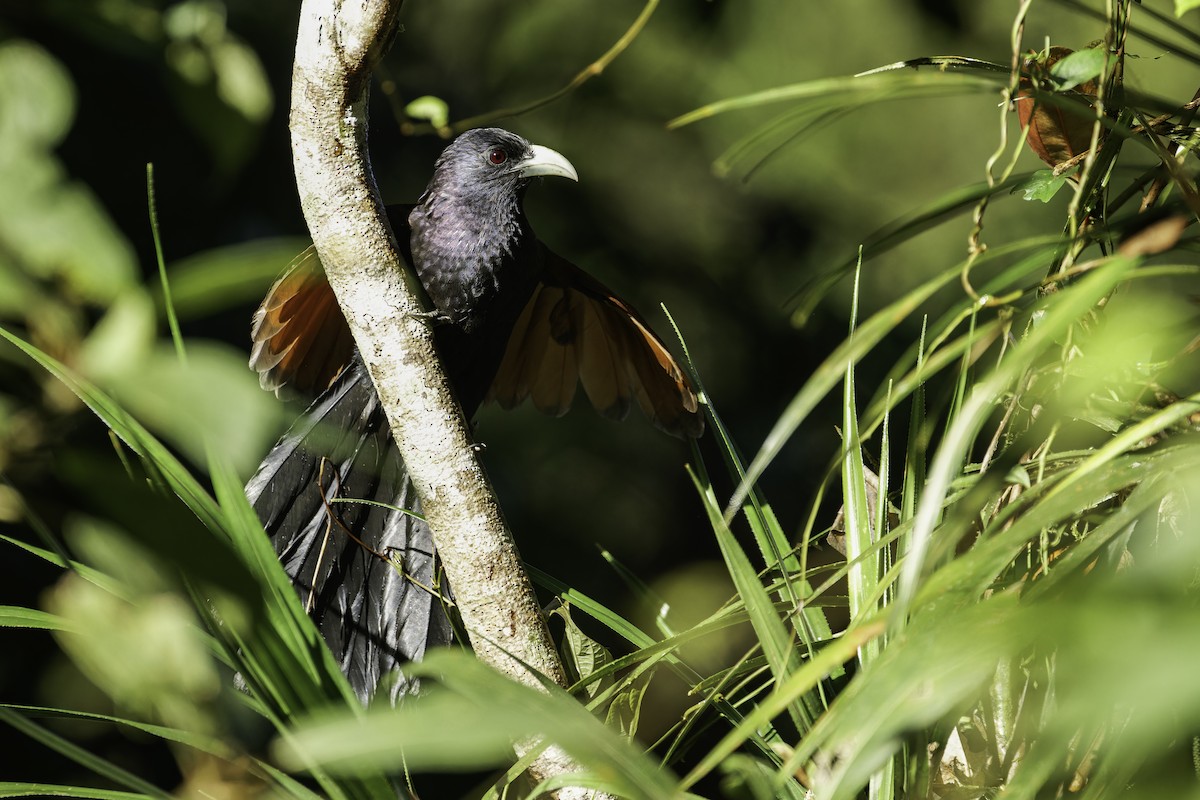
[487,147,508,165]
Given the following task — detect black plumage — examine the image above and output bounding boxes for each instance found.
[247,128,702,704]
[407,129,558,413]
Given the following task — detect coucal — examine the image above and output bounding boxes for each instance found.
[246,128,703,703]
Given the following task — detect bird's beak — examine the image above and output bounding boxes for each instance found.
[518,144,579,182]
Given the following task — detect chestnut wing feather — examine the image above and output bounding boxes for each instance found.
[487,248,703,438]
[250,246,355,397]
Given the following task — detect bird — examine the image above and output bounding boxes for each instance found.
[245,128,703,704]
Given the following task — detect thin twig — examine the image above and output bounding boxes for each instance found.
[1141,85,1200,211]
[961,0,1035,303]
[404,0,659,137]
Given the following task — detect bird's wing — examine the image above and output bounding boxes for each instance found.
[488,247,704,439]
[251,207,416,398]
[250,245,355,397]
[251,227,704,437]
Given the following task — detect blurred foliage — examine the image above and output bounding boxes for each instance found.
[2,0,1200,798]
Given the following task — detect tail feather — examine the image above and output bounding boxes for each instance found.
[246,358,453,704]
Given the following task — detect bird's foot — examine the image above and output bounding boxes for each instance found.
[408,308,454,327]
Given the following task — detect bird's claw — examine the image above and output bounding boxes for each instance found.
[409,308,453,327]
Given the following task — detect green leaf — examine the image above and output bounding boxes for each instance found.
[1177,0,1200,16]
[205,451,362,711]
[43,534,223,733]
[405,95,450,130]
[0,533,130,600]
[529,565,657,651]
[667,313,829,655]
[719,754,785,800]
[157,237,310,319]
[897,256,1139,612]
[161,0,273,173]
[0,41,75,146]
[100,340,285,474]
[1017,169,1069,202]
[733,251,970,515]
[0,325,225,532]
[788,595,1028,799]
[691,467,812,733]
[0,606,71,631]
[1005,465,1031,489]
[604,676,648,739]
[0,43,136,304]
[669,71,1001,128]
[0,784,156,799]
[679,622,879,791]
[554,605,614,701]
[840,262,885,667]
[0,704,228,757]
[1049,48,1105,91]
[75,289,157,383]
[277,650,680,800]
[531,563,788,765]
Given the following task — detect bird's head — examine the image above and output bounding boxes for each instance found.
[430,128,578,203]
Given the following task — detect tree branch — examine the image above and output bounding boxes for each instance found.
[290,1,592,793]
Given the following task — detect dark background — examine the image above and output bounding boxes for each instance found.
[1,0,1179,791]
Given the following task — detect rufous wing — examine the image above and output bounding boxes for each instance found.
[487,250,704,439]
[250,246,355,397]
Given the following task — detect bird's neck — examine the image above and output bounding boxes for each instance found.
[409,187,532,328]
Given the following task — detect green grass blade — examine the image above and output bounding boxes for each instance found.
[896,256,1138,613]
[144,163,185,366]
[0,708,170,798]
[0,704,228,756]
[678,621,883,791]
[668,71,1002,129]
[691,465,814,732]
[0,785,156,799]
[840,261,884,656]
[0,607,71,631]
[277,650,680,800]
[789,180,1045,324]
[0,534,129,599]
[726,250,970,518]
[0,325,223,533]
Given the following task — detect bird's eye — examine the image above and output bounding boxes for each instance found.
[487,147,508,165]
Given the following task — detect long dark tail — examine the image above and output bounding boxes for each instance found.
[245,359,453,704]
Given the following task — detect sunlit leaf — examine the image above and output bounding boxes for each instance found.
[1017,169,1070,202]
[1049,47,1105,91]
[0,41,74,146]
[277,650,680,799]
[101,340,285,473]
[75,289,157,383]
[554,604,614,701]
[405,95,450,130]
[0,42,136,304]
[162,0,272,173]
[159,237,310,319]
